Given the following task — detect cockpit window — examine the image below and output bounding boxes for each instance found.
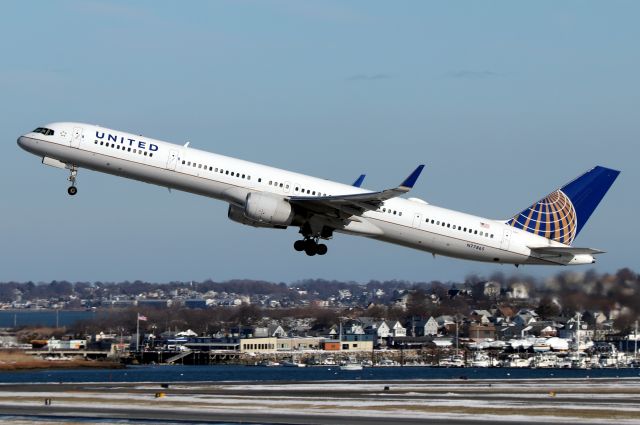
[33,127,54,136]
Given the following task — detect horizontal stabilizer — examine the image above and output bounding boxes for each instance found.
[529,246,605,256]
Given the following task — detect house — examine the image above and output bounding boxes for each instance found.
[513,311,537,327]
[470,310,493,325]
[359,318,390,338]
[394,292,410,310]
[387,320,407,337]
[483,281,501,298]
[253,325,287,338]
[409,317,438,336]
[507,282,530,299]
[559,320,595,341]
[467,323,496,340]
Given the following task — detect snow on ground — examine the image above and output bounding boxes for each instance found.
[1,379,640,424]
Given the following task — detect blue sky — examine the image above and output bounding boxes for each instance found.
[1,1,637,284]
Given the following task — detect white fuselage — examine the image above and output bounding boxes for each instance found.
[17,122,580,266]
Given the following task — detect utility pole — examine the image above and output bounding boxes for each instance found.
[576,313,582,354]
[455,320,459,357]
[635,320,638,360]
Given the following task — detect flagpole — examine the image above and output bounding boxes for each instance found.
[136,314,140,352]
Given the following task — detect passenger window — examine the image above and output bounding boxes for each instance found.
[226,170,229,175]
[149,153,153,157]
[144,151,148,156]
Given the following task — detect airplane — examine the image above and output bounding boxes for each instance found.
[17,122,620,266]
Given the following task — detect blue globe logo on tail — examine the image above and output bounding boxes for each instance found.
[506,166,620,246]
[507,190,577,245]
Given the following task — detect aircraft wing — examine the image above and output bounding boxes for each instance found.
[528,247,605,256]
[289,165,424,217]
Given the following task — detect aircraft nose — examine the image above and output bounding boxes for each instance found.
[17,135,26,149]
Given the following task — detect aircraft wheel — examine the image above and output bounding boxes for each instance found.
[67,186,78,196]
[316,244,328,256]
[304,244,317,256]
[293,240,305,251]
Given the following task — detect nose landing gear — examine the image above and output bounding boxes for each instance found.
[67,166,78,196]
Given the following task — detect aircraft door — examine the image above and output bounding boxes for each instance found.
[412,212,422,228]
[167,150,178,170]
[500,229,512,250]
[71,127,83,149]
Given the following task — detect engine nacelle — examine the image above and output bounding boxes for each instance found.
[244,192,294,226]
[228,204,282,229]
[568,254,596,265]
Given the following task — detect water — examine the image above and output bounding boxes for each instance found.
[0,310,96,328]
[0,364,638,384]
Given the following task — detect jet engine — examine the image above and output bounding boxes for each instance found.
[227,192,294,229]
[244,192,294,226]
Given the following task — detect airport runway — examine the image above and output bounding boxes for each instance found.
[0,378,639,424]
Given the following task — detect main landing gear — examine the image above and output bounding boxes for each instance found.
[67,166,78,196]
[294,238,328,256]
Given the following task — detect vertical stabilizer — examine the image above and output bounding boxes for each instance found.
[506,166,620,245]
